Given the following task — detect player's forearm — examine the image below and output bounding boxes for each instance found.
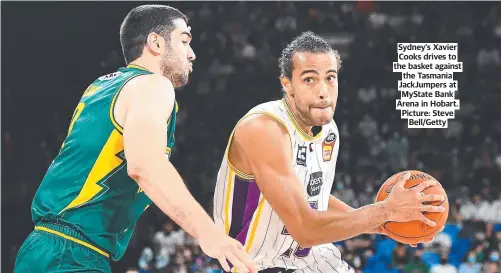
[327,195,385,235]
[299,201,390,247]
[129,158,218,241]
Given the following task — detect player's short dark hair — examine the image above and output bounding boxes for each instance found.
[120,5,188,64]
[278,31,342,79]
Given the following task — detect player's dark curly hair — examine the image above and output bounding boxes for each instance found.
[278,31,342,79]
[120,5,188,64]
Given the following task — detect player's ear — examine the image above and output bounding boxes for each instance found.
[146,33,163,55]
[280,75,293,96]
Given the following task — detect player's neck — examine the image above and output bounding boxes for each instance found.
[128,58,161,75]
[283,97,314,136]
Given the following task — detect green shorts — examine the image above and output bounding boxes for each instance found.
[14,222,111,273]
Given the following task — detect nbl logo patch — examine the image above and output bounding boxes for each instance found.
[322,131,336,162]
[296,145,307,167]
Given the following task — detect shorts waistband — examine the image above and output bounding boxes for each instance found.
[35,221,110,258]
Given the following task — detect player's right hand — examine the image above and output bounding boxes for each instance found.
[198,230,257,273]
[384,172,446,227]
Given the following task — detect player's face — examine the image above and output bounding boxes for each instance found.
[160,18,196,88]
[281,52,339,126]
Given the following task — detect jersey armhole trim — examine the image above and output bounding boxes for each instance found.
[109,73,150,135]
[228,161,255,181]
[225,111,294,180]
[165,99,178,157]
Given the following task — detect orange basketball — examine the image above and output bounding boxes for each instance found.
[375,170,449,245]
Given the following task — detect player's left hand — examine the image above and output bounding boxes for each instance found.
[198,229,257,273]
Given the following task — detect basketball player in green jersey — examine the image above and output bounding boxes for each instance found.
[14,5,256,273]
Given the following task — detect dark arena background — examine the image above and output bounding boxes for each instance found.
[2,1,501,273]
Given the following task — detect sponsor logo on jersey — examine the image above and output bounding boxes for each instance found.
[296,145,307,167]
[98,71,122,81]
[307,172,323,196]
[322,131,336,162]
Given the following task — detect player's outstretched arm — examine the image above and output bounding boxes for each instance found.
[120,74,256,273]
[233,114,445,248]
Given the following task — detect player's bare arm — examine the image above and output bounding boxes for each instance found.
[119,74,208,239]
[232,114,446,248]
[327,195,382,233]
[117,74,256,273]
[327,194,441,247]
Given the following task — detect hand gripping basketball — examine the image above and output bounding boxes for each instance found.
[384,172,446,226]
[375,170,449,245]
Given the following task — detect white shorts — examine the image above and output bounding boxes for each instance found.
[257,244,354,273]
[298,243,354,273]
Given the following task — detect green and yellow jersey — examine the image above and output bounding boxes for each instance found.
[31,64,178,261]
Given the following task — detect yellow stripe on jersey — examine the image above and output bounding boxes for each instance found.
[244,196,266,253]
[230,196,266,273]
[35,226,110,258]
[227,161,254,181]
[281,99,322,141]
[224,169,235,234]
[111,65,174,135]
[109,74,149,135]
[224,110,294,180]
[59,129,124,214]
[127,64,149,71]
[224,131,254,180]
[109,82,126,134]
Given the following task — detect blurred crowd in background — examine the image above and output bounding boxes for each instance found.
[3,2,501,273]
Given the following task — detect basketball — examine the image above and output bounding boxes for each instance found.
[375,170,449,245]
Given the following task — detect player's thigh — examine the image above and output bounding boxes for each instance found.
[308,243,354,273]
[14,230,57,273]
[14,230,111,273]
[52,240,111,273]
[295,260,354,273]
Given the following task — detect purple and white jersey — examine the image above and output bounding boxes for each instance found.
[213,99,343,272]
